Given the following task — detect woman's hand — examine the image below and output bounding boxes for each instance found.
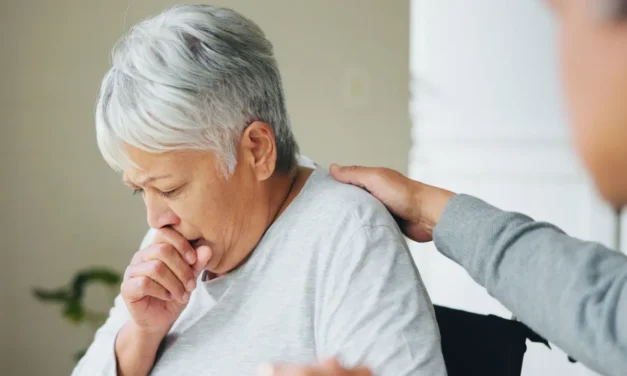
[330,164,455,243]
[120,227,212,337]
[257,359,372,376]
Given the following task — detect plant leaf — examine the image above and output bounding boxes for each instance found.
[32,288,70,303]
[69,268,122,302]
[63,299,85,323]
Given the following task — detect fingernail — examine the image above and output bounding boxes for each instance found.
[186,279,196,292]
[185,251,196,264]
[256,364,274,376]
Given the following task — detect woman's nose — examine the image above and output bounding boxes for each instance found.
[145,195,181,229]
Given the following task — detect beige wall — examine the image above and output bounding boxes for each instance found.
[1,1,409,374]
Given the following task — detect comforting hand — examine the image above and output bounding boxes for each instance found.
[330,164,455,242]
[257,359,372,376]
[120,227,212,337]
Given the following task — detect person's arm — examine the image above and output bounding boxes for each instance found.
[330,164,627,376]
[114,321,166,376]
[434,194,627,376]
[317,225,447,376]
[71,295,169,376]
[277,164,627,376]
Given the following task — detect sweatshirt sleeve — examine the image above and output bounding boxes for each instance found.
[434,194,627,376]
[318,225,447,376]
[71,294,131,376]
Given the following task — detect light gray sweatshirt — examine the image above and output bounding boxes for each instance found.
[434,194,627,376]
[72,169,446,376]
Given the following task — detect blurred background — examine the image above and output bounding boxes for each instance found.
[0,0,621,375]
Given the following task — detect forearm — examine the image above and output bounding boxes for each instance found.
[433,194,627,376]
[115,322,165,376]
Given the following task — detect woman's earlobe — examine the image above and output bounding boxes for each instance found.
[255,158,276,181]
[244,122,278,180]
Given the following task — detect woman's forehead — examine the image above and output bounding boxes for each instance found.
[123,146,218,183]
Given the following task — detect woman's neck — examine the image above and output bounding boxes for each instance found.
[215,166,313,275]
[271,166,313,221]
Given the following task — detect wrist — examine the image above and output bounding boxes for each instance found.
[414,183,455,233]
[115,322,167,376]
[129,321,170,343]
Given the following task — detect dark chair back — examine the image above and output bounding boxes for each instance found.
[434,305,549,376]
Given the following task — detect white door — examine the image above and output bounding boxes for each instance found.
[409,1,616,375]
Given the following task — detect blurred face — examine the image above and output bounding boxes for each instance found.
[123,122,283,274]
[552,0,627,206]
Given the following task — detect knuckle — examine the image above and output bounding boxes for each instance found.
[136,276,150,290]
[155,243,174,258]
[151,260,167,276]
[154,243,167,254]
[121,277,144,296]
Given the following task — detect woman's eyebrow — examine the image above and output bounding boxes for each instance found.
[123,174,173,187]
[122,178,140,189]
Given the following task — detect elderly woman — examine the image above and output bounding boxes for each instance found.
[72,5,446,376]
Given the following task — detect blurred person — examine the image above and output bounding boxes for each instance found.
[264,0,627,375]
[72,4,447,376]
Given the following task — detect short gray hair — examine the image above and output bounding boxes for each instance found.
[96,4,298,176]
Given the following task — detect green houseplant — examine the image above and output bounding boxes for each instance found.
[32,267,122,362]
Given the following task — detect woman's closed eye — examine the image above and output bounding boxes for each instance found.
[159,188,179,198]
[131,187,180,198]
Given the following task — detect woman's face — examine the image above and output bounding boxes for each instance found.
[123,123,280,273]
[553,0,627,206]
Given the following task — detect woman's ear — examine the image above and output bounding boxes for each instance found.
[240,121,277,181]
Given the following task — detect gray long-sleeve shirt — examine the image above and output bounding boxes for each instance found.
[434,194,627,376]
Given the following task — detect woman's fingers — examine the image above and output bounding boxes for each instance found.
[125,260,189,303]
[124,228,213,307]
[121,275,172,302]
[143,243,197,292]
[193,245,213,272]
[152,227,197,265]
[329,164,377,191]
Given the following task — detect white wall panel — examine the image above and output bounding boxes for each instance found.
[410,1,614,374]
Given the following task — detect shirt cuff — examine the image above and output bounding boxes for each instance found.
[433,193,502,270]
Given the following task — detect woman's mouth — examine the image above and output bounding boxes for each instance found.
[189,238,202,248]
[189,237,211,250]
